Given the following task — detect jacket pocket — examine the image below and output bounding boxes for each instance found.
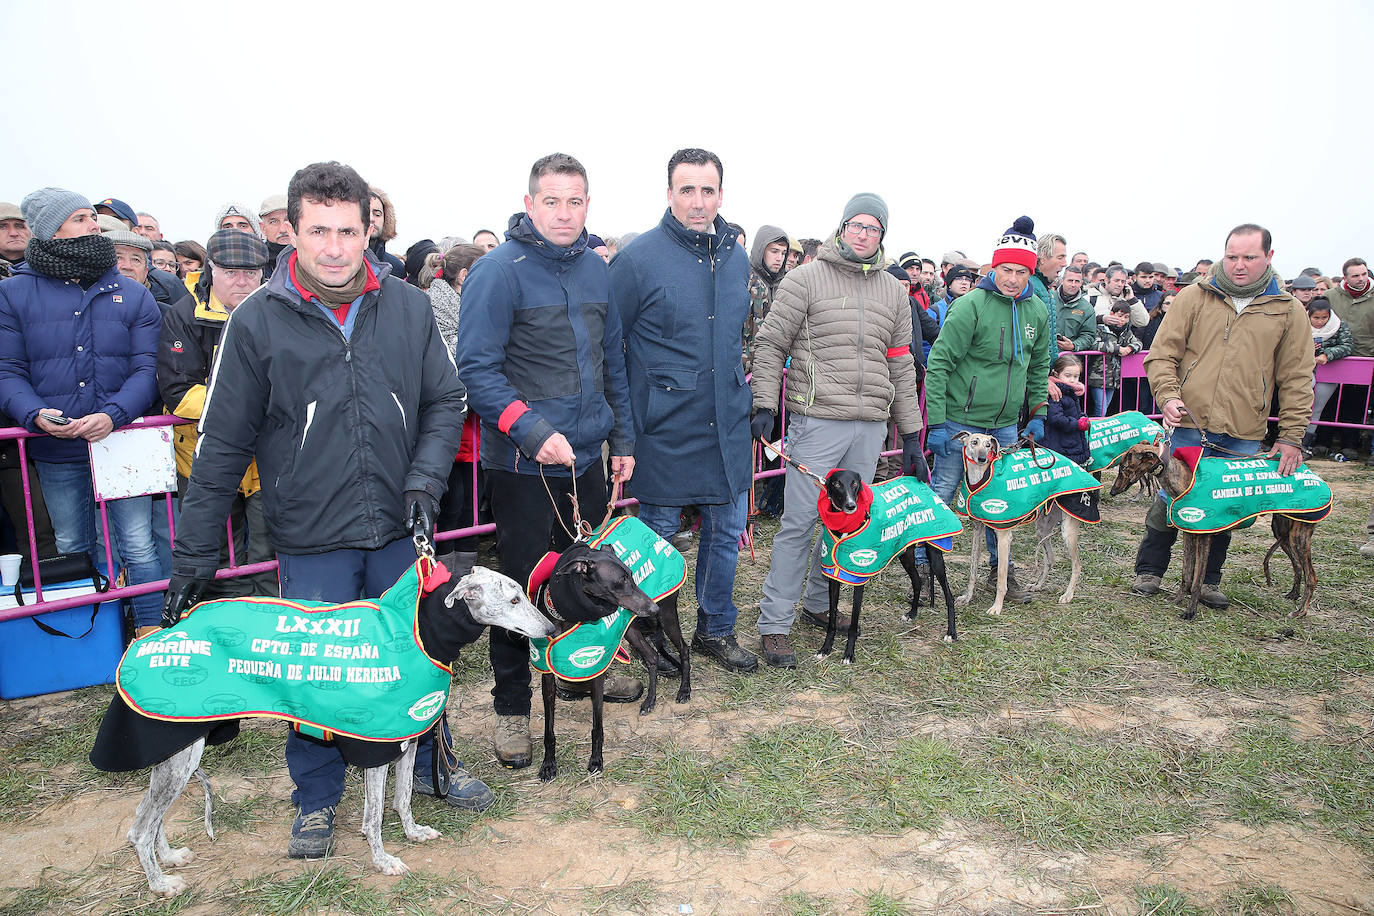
[964,376,979,413]
[735,364,748,387]
[643,367,697,437]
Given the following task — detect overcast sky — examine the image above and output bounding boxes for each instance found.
[5,0,1371,277]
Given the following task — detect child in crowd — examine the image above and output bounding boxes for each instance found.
[1306,295,1355,451]
[1086,301,1141,416]
[1043,354,1091,465]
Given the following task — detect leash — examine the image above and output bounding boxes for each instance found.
[540,462,592,542]
[756,436,827,488]
[411,531,453,799]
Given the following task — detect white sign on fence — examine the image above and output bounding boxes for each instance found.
[89,425,176,500]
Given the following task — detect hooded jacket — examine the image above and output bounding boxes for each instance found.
[923,274,1051,430]
[611,210,752,505]
[1043,379,1090,465]
[1144,274,1313,443]
[749,236,922,433]
[0,263,161,462]
[744,224,788,373]
[170,249,466,576]
[455,213,633,477]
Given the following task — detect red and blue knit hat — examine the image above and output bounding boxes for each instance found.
[992,216,1037,271]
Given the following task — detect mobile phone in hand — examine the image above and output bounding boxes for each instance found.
[42,413,72,426]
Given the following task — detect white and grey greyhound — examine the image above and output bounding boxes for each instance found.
[92,566,554,896]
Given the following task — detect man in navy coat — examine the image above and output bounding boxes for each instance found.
[609,148,757,673]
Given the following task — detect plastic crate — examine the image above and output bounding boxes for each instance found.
[0,582,124,699]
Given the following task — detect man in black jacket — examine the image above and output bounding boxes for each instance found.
[164,161,478,859]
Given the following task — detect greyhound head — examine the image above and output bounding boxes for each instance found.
[450,567,556,639]
[549,543,658,623]
[955,431,1000,488]
[825,468,866,515]
[1110,441,1164,496]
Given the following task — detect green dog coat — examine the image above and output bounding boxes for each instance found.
[956,446,1101,529]
[1166,450,1333,533]
[117,558,452,743]
[1085,410,1165,471]
[528,516,687,681]
[820,476,963,584]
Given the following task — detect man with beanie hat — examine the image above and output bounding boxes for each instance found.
[0,187,166,632]
[259,193,291,279]
[215,203,261,238]
[159,228,276,600]
[923,216,1052,602]
[0,202,29,278]
[748,192,926,668]
[164,162,481,857]
[1130,224,1312,608]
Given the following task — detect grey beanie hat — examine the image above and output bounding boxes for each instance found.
[20,187,93,241]
[842,192,889,234]
[106,229,153,253]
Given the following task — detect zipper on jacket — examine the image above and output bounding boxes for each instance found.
[964,376,979,413]
[998,326,1005,361]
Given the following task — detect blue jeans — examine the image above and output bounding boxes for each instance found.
[928,421,1019,568]
[1088,386,1115,418]
[35,459,165,628]
[277,537,453,812]
[637,489,748,638]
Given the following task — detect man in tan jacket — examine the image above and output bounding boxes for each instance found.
[748,193,924,667]
[1131,223,1313,607]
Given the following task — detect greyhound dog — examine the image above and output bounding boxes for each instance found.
[95,566,554,896]
[815,468,957,665]
[1112,441,1318,620]
[535,542,659,782]
[953,432,1086,615]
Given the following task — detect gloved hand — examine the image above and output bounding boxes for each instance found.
[1025,418,1045,441]
[1077,416,1091,431]
[750,409,776,442]
[902,436,930,483]
[162,573,210,628]
[404,489,437,545]
[924,423,950,457]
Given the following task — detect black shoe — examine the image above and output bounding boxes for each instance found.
[691,632,759,672]
[287,805,336,859]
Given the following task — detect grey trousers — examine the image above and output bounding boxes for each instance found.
[756,415,888,636]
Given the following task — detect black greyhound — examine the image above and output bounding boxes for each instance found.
[535,542,658,781]
[816,469,957,665]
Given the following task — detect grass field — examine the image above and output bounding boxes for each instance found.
[2,460,1372,915]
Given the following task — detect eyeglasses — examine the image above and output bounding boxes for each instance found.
[151,258,177,272]
[843,221,882,238]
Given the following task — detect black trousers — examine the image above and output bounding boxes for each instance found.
[485,462,609,716]
[436,460,478,553]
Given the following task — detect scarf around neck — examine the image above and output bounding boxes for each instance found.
[291,252,370,308]
[1212,264,1274,301]
[1312,311,1342,343]
[835,234,882,266]
[1344,278,1371,300]
[25,235,117,284]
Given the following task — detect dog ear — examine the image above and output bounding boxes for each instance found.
[569,558,597,578]
[989,439,1000,457]
[953,430,970,443]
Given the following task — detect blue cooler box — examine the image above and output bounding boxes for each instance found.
[0,581,125,699]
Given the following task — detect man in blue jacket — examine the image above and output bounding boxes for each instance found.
[456,153,638,769]
[610,148,758,674]
[0,188,165,634]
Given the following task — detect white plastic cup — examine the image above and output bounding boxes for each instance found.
[0,554,21,588]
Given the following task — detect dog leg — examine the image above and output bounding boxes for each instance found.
[817,579,841,659]
[988,530,1012,616]
[1183,535,1210,621]
[363,762,408,875]
[657,592,691,704]
[588,675,605,775]
[929,549,957,641]
[623,624,660,715]
[1292,521,1316,619]
[130,739,203,896]
[899,547,921,622]
[1177,533,1196,605]
[1059,515,1081,605]
[1272,516,1302,601]
[957,524,980,608]
[153,739,205,871]
[841,584,864,665]
[393,740,439,843]
[538,673,558,782]
[1033,509,1056,591]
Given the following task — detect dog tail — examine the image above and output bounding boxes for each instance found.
[1262,539,1280,587]
[193,767,215,840]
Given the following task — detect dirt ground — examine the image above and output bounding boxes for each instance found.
[4,461,1374,915]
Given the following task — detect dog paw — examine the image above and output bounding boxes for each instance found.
[987,606,1003,616]
[406,825,440,843]
[161,846,194,868]
[1287,607,1308,619]
[954,595,971,608]
[1057,593,1074,605]
[374,854,409,876]
[675,689,691,704]
[813,652,829,660]
[841,657,853,666]
[639,699,657,715]
[587,760,604,776]
[151,874,189,897]
[538,763,558,782]
[942,634,956,643]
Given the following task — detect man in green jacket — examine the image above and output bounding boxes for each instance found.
[924,217,1052,601]
[1055,266,1097,353]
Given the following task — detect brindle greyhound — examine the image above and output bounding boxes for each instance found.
[1112,441,1318,619]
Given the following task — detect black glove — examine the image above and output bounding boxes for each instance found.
[902,436,930,484]
[162,573,210,628]
[404,489,437,545]
[750,409,776,441]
